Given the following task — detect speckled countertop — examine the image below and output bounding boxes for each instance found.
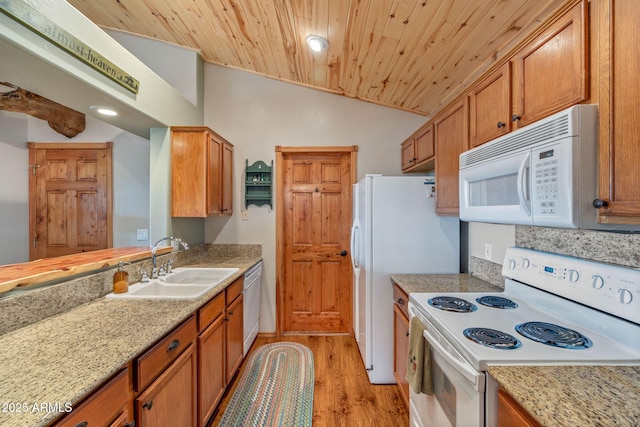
[0,256,261,427]
[391,274,640,427]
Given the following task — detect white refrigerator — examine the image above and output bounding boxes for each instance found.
[350,175,460,384]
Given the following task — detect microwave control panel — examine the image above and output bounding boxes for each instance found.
[534,149,559,215]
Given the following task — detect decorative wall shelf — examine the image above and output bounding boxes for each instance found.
[245,160,273,209]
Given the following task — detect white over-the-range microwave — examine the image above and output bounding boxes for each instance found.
[459,104,636,231]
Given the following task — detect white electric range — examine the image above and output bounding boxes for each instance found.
[407,247,640,427]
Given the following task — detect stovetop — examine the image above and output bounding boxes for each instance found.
[408,248,640,371]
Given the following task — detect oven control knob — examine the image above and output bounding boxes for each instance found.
[508,259,516,270]
[591,275,605,290]
[618,288,633,305]
[520,258,530,269]
[568,269,580,282]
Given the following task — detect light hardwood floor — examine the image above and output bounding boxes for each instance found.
[210,335,409,426]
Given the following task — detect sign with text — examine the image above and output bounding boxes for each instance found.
[0,0,140,94]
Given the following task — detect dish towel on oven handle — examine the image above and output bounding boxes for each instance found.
[406,315,434,395]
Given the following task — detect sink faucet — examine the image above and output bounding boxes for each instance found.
[151,237,189,279]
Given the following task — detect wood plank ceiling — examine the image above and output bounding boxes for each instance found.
[68,0,572,119]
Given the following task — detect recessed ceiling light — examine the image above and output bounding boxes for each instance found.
[305,35,329,52]
[90,106,118,116]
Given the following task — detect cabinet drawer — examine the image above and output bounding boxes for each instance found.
[135,316,197,392]
[226,276,243,304]
[393,284,409,319]
[53,368,131,427]
[198,292,225,332]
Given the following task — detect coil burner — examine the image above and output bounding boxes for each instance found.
[515,321,593,349]
[428,296,477,313]
[475,295,518,309]
[463,327,522,350]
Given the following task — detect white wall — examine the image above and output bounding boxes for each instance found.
[202,64,427,333]
[0,111,151,264]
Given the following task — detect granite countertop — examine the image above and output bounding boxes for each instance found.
[0,256,261,427]
[391,273,640,427]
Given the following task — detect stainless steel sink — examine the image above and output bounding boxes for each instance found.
[106,267,239,300]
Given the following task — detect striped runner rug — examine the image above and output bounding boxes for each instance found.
[218,342,314,426]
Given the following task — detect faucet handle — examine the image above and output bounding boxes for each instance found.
[158,265,167,277]
[140,269,150,283]
[167,259,174,274]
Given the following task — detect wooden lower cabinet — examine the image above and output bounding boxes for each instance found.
[392,284,410,409]
[498,387,541,427]
[197,294,226,426]
[52,368,133,427]
[136,344,197,427]
[226,281,244,382]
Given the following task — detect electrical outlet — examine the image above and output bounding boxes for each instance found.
[484,243,492,260]
[136,228,149,241]
[242,210,249,221]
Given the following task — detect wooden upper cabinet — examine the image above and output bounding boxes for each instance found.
[512,0,588,129]
[469,63,512,147]
[596,0,640,222]
[434,99,468,216]
[171,127,233,217]
[400,123,435,172]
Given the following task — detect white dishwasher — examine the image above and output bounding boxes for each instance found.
[243,261,262,354]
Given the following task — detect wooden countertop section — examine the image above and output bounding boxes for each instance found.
[0,246,172,293]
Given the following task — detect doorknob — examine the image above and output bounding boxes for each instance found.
[338,250,348,257]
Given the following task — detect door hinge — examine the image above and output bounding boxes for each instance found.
[29,164,40,175]
[33,236,38,247]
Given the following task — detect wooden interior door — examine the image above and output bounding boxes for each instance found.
[277,146,357,334]
[28,143,112,260]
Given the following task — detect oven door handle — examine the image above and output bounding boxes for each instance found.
[423,328,485,392]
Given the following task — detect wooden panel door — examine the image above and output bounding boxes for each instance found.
[221,141,233,214]
[278,148,355,334]
[225,293,243,382]
[197,314,225,427]
[596,0,640,222]
[434,99,468,215]
[28,143,112,260]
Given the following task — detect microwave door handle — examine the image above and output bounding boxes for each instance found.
[517,152,531,215]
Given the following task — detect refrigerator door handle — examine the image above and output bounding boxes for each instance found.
[350,223,360,269]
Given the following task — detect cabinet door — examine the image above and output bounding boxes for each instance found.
[171,128,209,217]
[415,124,435,164]
[469,63,511,147]
[498,388,541,427]
[197,315,226,427]
[136,344,197,427]
[207,133,222,215]
[434,99,468,215]
[226,294,244,382]
[393,304,409,409]
[597,0,640,221]
[401,139,416,171]
[512,1,587,128]
[221,142,233,215]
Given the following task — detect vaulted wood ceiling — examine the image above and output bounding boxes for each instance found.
[68,0,571,119]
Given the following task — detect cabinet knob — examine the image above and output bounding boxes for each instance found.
[397,298,406,306]
[592,198,609,209]
[125,422,136,427]
[497,121,506,128]
[143,400,154,410]
[74,422,88,427]
[511,114,521,122]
